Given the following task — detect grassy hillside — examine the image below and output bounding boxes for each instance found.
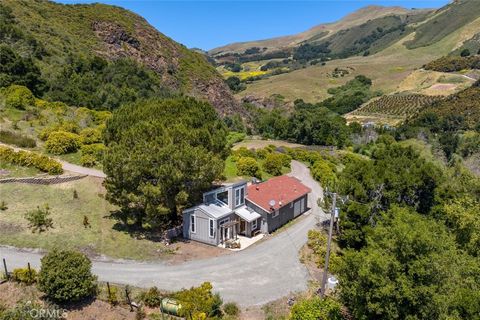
[209,5,423,55]
[235,11,480,103]
[405,0,480,49]
[0,0,238,115]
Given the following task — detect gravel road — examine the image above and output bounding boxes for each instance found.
[1,161,326,306]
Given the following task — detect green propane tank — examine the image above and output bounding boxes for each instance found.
[161,298,182,316]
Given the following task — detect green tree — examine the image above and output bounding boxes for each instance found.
[103,97,228,229]
[290,297,343,320]
[339,207,480,320]
[38,249,97,303]
[237,156,262,178]
[460,48,471,57]
[0,45,45,95]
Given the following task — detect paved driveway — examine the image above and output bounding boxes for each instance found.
[1,161,325,306]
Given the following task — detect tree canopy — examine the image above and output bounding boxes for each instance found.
[103,97,228,230]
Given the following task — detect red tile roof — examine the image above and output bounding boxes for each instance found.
[246,175,311,212]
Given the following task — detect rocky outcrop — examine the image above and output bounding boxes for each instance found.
[91,20,239,115]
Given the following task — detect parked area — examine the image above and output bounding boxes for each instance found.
[183,175,311,248]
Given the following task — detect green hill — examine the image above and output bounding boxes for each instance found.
[0,0,238,115]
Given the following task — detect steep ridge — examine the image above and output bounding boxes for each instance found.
[1,0,238,115]
[209,5,430,55]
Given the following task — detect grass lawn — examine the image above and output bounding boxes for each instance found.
[0,163,42,178]
[0,177,172,260]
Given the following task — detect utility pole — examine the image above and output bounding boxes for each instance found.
[320,192,336,298]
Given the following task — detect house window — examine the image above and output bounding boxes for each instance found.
[217,190,228,205]
[191,215,196,233]
[209,219,215,238]
[219,217,230,226]
[235,187,245,207]
[272,210,279,218]
[252,219,257,230]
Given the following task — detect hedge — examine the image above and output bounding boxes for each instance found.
[0,146,63,175]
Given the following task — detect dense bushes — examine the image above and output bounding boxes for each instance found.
[0,130,36,148]
[252,101,351,148]
[2,84,36,109]
[424,55,480,72]
[0,146,63,174]
[306,230,341,273]
[45,131,81,155]
[38,249,97,303]
[289,297,343,320]
[321,75,377,115]
[140,287,162,307]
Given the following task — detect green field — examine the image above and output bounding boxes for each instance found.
[0,177,172,260]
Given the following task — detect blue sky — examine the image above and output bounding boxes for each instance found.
[57,0,450,50]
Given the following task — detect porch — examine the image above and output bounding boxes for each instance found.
[218,233,265,251]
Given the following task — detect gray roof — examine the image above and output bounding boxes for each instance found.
[198,200,232,219]
[235,206,261,222]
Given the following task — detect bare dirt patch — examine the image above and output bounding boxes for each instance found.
[233,138,304,150]
[166,239,231,264]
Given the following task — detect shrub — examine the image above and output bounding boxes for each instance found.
[12,267,37,285]
[3,85,35,110]
[237,156,262,178]
[311,159,337,190]
[0,146,63,175]
[38,249,97,303]
[45,131,81,155]
[232,147,256,160]
[141,287,162,307]
[79,127,102,145]
[0,130,36,148]
[80,154,96,167]
[25,205,53,233]
[289,297,343,320]
[223,302,240,316]
[81,143,105,161]
[39,122,80,141]
[107,285,119,306]
[0,201,7,211]
[174,282,223,319]
[263,153,290,176]
[307,230,341,273]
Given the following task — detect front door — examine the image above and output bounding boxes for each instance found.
[240,220,246,235]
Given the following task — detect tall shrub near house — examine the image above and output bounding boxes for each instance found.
[103,97,228,230]
[38,249,97,303]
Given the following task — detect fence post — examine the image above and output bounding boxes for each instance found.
[125,286,133,312]
[2,258,8,280]
[107,282,111,298]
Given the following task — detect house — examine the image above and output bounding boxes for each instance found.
[182,175,311,246]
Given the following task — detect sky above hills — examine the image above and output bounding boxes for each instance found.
[57,0,450,50]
